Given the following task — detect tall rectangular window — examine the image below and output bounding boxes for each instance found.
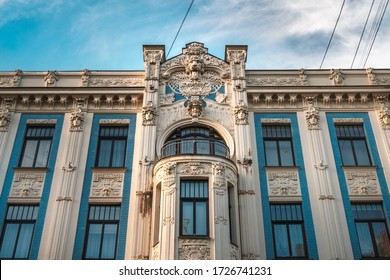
[0,205,39,259]
[96,126,128,168]
[180,180,209,237]
[270,203,308,259]
[83,205,120,260]
[352,203,390,258]
[335,125,371,166]
[19,126,55,167]
[263,125,295,166]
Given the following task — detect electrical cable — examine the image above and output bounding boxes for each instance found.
[167,0,195,58]
[320,0,346,69]
[363,0,389,67]
[350,0,375,69]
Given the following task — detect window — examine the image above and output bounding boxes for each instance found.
[352,203,390,258]
[161,126,229,158]
[180,180,209,236]
[263,125,295,166]
[335,124,371,166]
[0,205,39,259]
[270,204,308,259]
[19,126,55,167]
[96,126,128,167]
[83,205,121,259]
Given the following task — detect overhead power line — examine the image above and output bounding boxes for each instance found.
[320,0,346,69]
[167,0,195,58]
[350,0,375,69]
[363,0,389,67]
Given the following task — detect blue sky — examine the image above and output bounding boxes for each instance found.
[0,0,389,71]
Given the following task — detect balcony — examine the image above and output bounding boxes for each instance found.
[161,139,230,159]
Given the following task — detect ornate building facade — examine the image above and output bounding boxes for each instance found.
[0,42,389,260]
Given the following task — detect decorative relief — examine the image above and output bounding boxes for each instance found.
[162,162,176,191]
[151,243,160,260]
[26,119,57,124]
[99,119,130,125]
[136,190,153,216]
[185,96,205,122]
[69,105,85,132]
[90,172,124,198]
[226,50,246,78]
[162,217,175,226]
[267,171,301,197]
[179,162,210,175]
[261,118,291,124]
[333,118,363,124]
[0,69,22,87]
[142,101,157,126]
[345,170,381,197]
[212,162,225,175]
[10,172,45,199]
[0,106,11,132]
[81,69,90,87]
[160,92,175,105]
[234,100,249,125]
[366,68,390,85]
[329,69,344,86]
[247,76,305,86]
[305,97,321,130]
[161,42,229,79]
[87,77,143,87]
[44,71,59,87]
[230,243,239,260]
[376,96,390,129]
[215,216,227,225]
[178,238,211,260]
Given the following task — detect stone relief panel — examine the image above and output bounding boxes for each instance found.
[345,169,381,197]
[267,170,301,198]
[178,162,211,175]
[230,243,239,260]
[90,172,124,199]
[87,77,144,87]
[9,171,46,199]
[178,238,211,260]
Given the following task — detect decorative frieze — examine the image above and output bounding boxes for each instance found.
[267,169,301,199]
[344,168,381,198]
[333,118,363,124]
[261,118,291,124]
[179,162,210,175]
[87,77,144,87]
[0,69,22,87]
[99,119,130,125]
[178,238,211,260]
[90,170,125,201]
[27,119,57,124]
[9,170,46,200]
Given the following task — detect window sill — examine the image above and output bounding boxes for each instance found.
[178,236,210,240]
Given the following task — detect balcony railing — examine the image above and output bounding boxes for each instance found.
[161,140,230,159]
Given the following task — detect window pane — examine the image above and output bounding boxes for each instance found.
[14,224,34,259]
[279,141,294,166]
[35,140,51,167]
[182,202,193,235]
[274,224,289,257]
[85,224,103,259]
[0,224,19,258]
[195,202,207,236]
[98,140,112,167]
[372,222,390,257]
[112,140,126,167]
[356,222,375,258]
[289,224,305,257]
[339,140,355,165]
[20,140,38,167]
[101,224,118,259]
[264,141,279,166]
[196,141,210,155]
[353,140,371,166]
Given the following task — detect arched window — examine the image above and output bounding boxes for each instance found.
[161,126,229,158]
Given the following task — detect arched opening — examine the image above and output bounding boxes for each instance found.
[161,125,230,158]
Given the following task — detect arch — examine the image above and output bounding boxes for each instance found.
[156,119,235,159]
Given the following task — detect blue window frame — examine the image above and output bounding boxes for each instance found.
[83,205,121,259]
[335,125,372,166]
[352,203,390,258]
[0,205,39,259]
[180,180,209,237]
[270,203,308,259]
[262,125,295,167]
[19,126,55,167]
[96,126,128,168]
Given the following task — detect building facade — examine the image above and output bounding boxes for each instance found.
[0,42,389,260]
